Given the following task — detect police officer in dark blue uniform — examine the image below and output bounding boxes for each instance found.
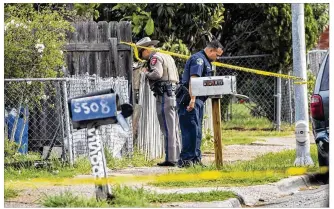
[176,40,223,168]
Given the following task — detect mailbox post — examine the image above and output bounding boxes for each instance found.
[191,75,236,168]
[68,88,133,200]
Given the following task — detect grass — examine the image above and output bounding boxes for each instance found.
[4,157,92,181]
[150,144,319,188]
[41,185,236,207]
[220,103,278,130]
[201,103,295,150]
[104,148,160,169]
[4,148,158,182]
[4,187,20,200]
[202,128,294,151]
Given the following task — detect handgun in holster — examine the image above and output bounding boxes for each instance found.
[165,83,173,97]
[151,83,164,97]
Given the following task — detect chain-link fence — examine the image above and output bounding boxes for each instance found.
[4,76,132,166]
[4,79,69,164]
[215,55,288,128]
[174,54,296,130]
[67,75,133,161]
[307,49,327,77]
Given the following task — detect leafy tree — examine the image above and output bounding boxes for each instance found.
[161,35,191,75]
[73,3,100,21]
[310,3,329,34]
[4,4,75,136]
[216,3,328,121]
[100,3,225,52]
[218,3,328,72]
[97,3,328,122]
[5,3,74,78]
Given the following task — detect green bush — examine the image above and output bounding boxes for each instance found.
[5,4,74,78]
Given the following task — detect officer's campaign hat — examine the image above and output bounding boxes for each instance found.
[136,37,159,47]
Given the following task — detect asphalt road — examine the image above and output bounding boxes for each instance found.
[258,184,329,208]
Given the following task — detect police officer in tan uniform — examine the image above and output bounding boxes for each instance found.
[136,37,181,166]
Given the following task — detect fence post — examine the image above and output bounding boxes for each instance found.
[276,70,282,131]
[288,71,293,125]
[62,80,74,166]
[211,65,223,169]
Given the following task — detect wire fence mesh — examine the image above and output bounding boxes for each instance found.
[4,76,133,166]
[6,54,317,165]
[4,79,69,165]
[307,50,327,77]
[67,75,133,162]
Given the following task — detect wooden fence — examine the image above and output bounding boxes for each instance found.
[64,21,133,88]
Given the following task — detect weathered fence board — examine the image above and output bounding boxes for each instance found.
[65,21,132,81]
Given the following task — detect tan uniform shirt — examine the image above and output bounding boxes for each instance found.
[145,52,179,84]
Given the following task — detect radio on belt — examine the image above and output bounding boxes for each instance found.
[191,76,237,97]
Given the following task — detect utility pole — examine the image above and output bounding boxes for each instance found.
[291,3,314,166]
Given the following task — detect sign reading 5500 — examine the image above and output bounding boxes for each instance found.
[70,94,117,122]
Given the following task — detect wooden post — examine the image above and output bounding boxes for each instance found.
[211,65,223,169]
[212,97,223,169]
[109,38,118,73]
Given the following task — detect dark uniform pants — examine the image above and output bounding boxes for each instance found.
[156,92,181,162]
[178,99,204,162]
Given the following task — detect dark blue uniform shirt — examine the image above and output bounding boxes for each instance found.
[181,50,213,102]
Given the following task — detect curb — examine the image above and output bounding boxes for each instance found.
[276,174,315,192]
[160,198,242,208]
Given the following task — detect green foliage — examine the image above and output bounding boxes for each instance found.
[221,4,329,71]
[151,145,319,188]
[5,156,91,181]
[112,4,155,36]
[200,103,294,151]
[104,147,158,169]
[4,139,20,158]
[161,36,190,73]
[4,187,20,200]
[105,4,225,51]
[201,129,214,151]
[4,3,74,78]
[309,3,329,34]
[73,3,100,20]
[147,190,236,203]
[4,137,42,165]
[41,191,110,207]
[307,70,316,103]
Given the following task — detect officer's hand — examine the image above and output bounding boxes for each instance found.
[142,67,148,73]
[186,101,195,112]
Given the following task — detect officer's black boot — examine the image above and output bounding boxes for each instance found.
[177,159,193,168]
[157,161,176,167]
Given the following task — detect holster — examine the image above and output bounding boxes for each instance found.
[175,84,191,107]
[151,83,164,97]
[152,82,176,97]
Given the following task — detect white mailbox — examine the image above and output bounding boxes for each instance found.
[295,120,309,143]
[191,76,237,97]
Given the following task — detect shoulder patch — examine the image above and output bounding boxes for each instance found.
[196,58,204,65]
[150,57,157,66]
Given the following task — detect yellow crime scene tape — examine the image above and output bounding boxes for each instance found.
[5,167,328,189]
[121,42,307,84]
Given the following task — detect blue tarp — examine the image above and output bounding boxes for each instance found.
[5,107,29,154]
